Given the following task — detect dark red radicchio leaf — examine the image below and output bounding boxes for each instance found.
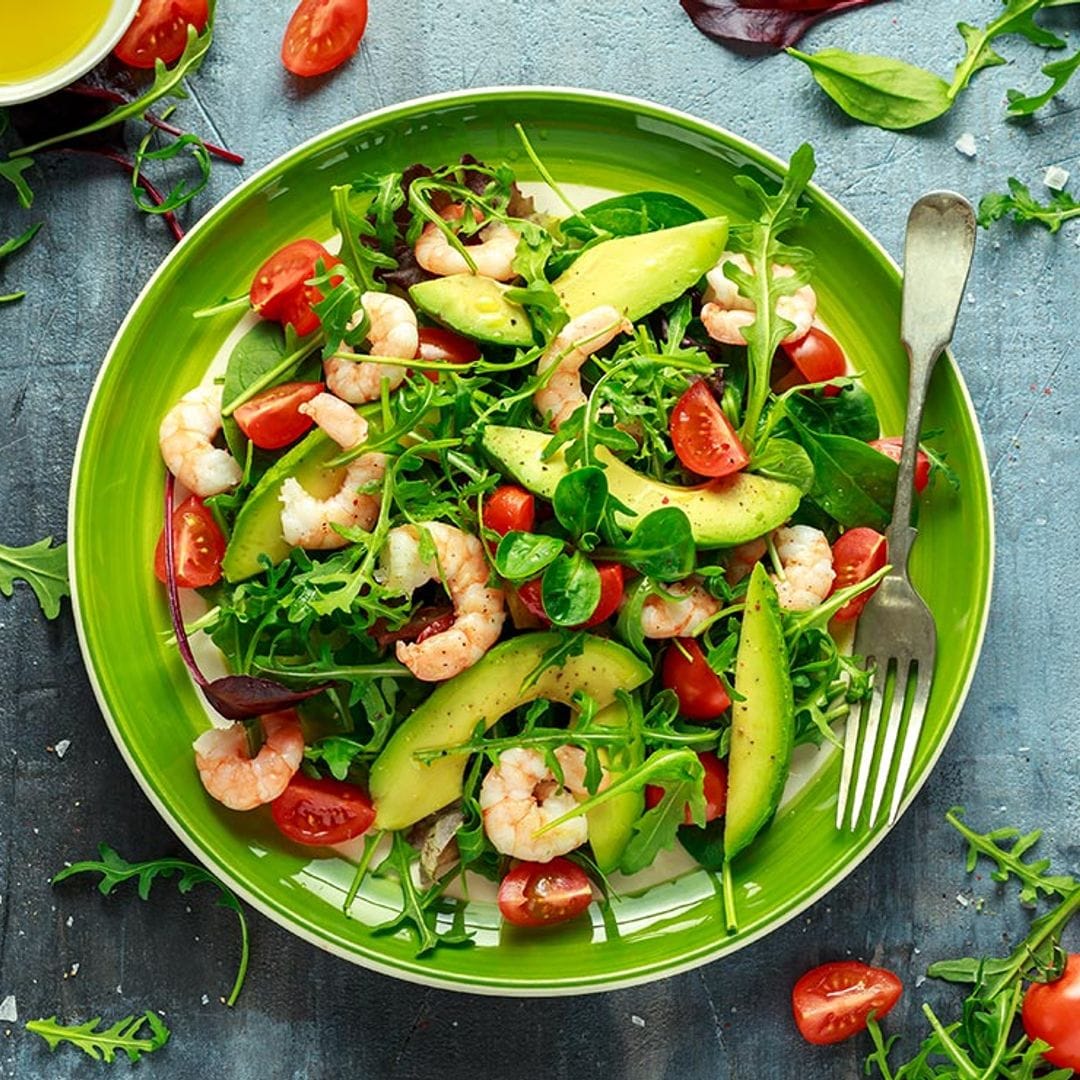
[681,0,886,49]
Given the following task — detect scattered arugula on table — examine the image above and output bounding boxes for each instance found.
[0,537,69,619]
[978,178,1080,233]
[25,1011,170,1064]
[53,844,250,1007]
[0,220,41,304]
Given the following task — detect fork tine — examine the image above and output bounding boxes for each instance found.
[834,659,869,829]
[848,661,888,830]
[886,660,932,825]
[868,658,911,827]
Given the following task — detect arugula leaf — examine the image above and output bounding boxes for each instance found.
[493,531,564,581]
[26,1012,170,1064]
[620,779,704,875]
[0,220,41,260]
[519,629,588,692]
[131,130,211,214]
[0,157,34,208]
[304,736,371,780]
[978,177,1080,234]
[541,551,601,626]
[1007,48,1080,115]
[330,181,399,292]
[53,844,249,1006]
[0,537,69,619]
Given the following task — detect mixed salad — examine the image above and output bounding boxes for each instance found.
[155,138,948,947]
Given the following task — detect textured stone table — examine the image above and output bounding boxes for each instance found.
[1,1,1078,1077]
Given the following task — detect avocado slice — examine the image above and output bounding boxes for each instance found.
[553,217,728,320]
[369,633,650,831]
[220,404,380,582]
[723,564,794,861]
[409,275,535,347]
[481,425,801,548]
[587,699,644,874]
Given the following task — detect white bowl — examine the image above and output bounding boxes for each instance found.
[0,0,141,107]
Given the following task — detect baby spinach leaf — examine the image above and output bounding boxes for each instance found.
[0,536,69,619]
[677,816,726,872]
[220,321,289,461]
[750,437,814,493]
[786,48,952,130]
[785,384,881,442]
[494,531,564,581]
[541,552,602,627]
[560,191,704,243]
[1007,48,1080,115]
[553,466,608,539]
[602,507,695,582]
[978,178,1080,234]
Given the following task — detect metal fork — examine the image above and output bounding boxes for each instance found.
[835,192,977,831]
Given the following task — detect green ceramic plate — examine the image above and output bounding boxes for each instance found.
[69,88,993,995]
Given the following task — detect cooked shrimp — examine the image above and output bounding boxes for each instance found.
[414,204,520,282]
[278,393,385,550]
[480,746,589,861]
[323,291,418,404]
[534,305,633,429]
[193,710,303,812]
[700,252,817,346]
[380,521,505,681]
[771,525,834,611]
[726,537,767,587]
[640,580,720,639]
[158,384,242,497]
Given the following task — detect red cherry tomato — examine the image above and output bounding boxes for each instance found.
[830,528,888,621]
[249,239,341,337]
[870,437,931,494]
[582,563,625,628]
[782,327,846,396]
[233,381,325,450]
[271,773,375,846]
[497,857,593,927]
[792,961,902,1045]
[113,0,209,68]
[153,495,226,589]
[416,326,482,383]
[1022,953,1080,1070]
[483,485,536,538]
[645,751,728,825]
[515,578,551,626]
[281,0,368,77]
[661,638,731,721]
[670,380,749,478]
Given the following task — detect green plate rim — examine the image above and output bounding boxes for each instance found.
[68,86,994,996]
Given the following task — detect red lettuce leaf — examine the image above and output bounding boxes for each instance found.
[681,0,886,49]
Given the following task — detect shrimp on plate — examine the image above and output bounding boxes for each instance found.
[278,392,386,550]
[159,384,242,497]
[193,710,304,812]
[480,746,590,861]
[534,305,632,430]
[700,252,817,347]
[323,291,419,404]
[639,579,721,639]
[727,525,835,611]
[414,204,520,282]
[380,521,505,681]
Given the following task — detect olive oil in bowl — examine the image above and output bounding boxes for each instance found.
[0,0,114,85]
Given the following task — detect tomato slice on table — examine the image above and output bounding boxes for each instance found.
[1022,952,1080,1070]
[582,562,624,628]
[792,961,902,1045]
[870,437,931,494]
[153,494,226,589]
[233,381,325,450]
[670,380,749,478]
[249,239,341,337]
[281,0,368,77]
[781,326,846,395]
[483,485,536,538]
[271,773,375,846]
[497,857,593,927]
[114,0,209,68]
[645,751,728,825]
[830,528,887,621]
[662,637,731,721]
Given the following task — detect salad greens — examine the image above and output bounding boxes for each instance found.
[25,1012,170,1064]
[978,179,1080,234]
[0,220,41,303]
[0,536,69,619]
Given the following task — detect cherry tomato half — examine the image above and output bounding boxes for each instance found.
[416,326,482,381]
[830,528,887,622]
[515,578,551,626]
[484,485,536,538]
[153,494,226,589]
[582,562,625,629]
[661,638,731,721]
[114,0,209,68]
[233,381,325,450]
[670,380,749,478]
[645,751,728,825]
[870,437,931,494]
[249,239,340,337]
[271,773,375,846]
[1022,953,1080,1070]
[792,961,902,1045]
[281,0,368,77]
[497,857,593,928]
[782,326,846,396]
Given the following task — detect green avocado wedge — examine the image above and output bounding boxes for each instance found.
[369,634,649,831]
[723,564,794,862]
[410,275,535,347]
[481,425,801,547]
[586,700,644,873]
[553,217,728,320]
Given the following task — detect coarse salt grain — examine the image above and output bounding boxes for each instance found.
[631,1015,645,1028]
[54,739,70,759]
[954,133,977,158]
[1044,165,1069,191]
[0,997,15,1023]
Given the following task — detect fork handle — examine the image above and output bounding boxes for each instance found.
[889,192,977,569]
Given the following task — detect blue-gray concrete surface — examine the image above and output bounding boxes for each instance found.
[1,1,1078,1077]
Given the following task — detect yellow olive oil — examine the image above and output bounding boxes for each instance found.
[0,0,114,85]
